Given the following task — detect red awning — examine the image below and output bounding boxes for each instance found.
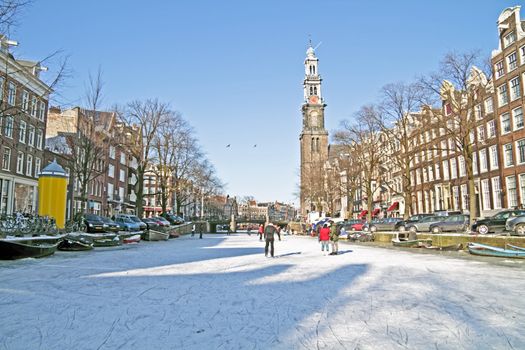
[387,201,399,212]
[357,210,368,218]
[144,206,162,212]
[372,208,380,217]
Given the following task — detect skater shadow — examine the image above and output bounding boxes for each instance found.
[336,249,353,255]
[275,251,301,258]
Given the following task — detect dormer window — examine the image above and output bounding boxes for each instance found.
[504,31,516,48]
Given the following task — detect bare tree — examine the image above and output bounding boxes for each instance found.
[333,105,386,222]
[0,0,32,34]
[120,99,169,217]
[420,51,491,225]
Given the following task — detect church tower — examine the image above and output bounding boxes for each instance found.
[300,43,329,217]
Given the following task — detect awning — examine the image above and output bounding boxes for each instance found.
[143,206,162,212]
[357,210,368,219]
[387,201,399,212]
[372,208,380,217]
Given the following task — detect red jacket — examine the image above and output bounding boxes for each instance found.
[319,227,330,241]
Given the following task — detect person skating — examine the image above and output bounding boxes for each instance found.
[319,223,330,255]
[191,224,195,237]
[329,221,339,255]
[264,222,277,257]
[258,224,264,241]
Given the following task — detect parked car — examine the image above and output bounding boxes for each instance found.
[161,213,185,225]
[83,214,106,233]
[505,215,525,236]
[100,216,121,233]
[349,220,366,231]
[405,216,446,233]
[472,209,525,234]
[429,215,470,233]
[394,214,433,232]
[336,220,362,239]
[141,217,161,230]
[364,218,404,232]
[114,216,142,232]
[114,214,147,231]
[152,216,171,227]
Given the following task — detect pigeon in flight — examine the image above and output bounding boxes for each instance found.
[226,144,231,148]
[253,144,257,147]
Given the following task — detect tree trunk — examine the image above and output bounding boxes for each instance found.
[135,168,145,217]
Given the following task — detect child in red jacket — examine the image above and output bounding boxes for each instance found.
[319,224,330,253]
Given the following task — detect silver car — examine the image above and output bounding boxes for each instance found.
[405,216,446,233]
[505,215,525,236]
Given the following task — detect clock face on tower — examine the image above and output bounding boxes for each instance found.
[309,95,319,104]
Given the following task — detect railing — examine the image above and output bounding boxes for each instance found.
[0,214,59,237]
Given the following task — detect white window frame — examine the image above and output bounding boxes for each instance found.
[16,152,24,174]
[18,120,26,143]
[482,179,491,210]
[507,52,518,71]
[498,84,509,107]
[504,143,514,168]
[507,176,518,208]
[108,164,115,178]
[489,145,499,171]
[510,76,521,101]
[27,125,35,147]
[35,157,41,178]
[2,147,10,170]
[501,113,511,134]
[21,90,29,111]
[26,154,32,176]
[495,60,505,79]
[4,116,13,138]
[450,158,457,179]
[479,149,488,173]
[7,82,16,105]
[442,160,449,180]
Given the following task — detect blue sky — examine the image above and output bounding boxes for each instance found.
[11,0,521,205]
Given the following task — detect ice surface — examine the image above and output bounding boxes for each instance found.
[0,234,524,349]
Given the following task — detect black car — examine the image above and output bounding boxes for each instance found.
[394,214,433,232]
[100,217,121,233]
[83,214,106,233]
[472,209,525,234]
[161,213,184,225]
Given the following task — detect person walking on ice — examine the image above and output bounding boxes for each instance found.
[258,224,264,241]
[319,223,330,255]
[264,222,277,257]
[329,221,339,255]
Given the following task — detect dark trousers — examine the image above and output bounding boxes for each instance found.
[265,239,274,257]
[199,232,202,239]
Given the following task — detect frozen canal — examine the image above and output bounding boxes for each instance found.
[1,234,524,349]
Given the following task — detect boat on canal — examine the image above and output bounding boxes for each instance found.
[0,239,59,259]
[467,242,525,259]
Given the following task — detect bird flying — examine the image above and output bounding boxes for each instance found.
[226,144,231,148]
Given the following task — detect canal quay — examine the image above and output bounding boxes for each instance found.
[0,234,523,349]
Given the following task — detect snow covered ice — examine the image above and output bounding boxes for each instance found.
[0,234,524,349]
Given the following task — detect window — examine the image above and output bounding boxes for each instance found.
[482,179,491,210]
[26,154,32,176]
[450,158,457,179]
[452,186,460,210]
[489,145,499,170]
[485,98,493,115]
[461,184,468,210]
[442,160,449,180]
[27,125,35,147]
[498,84,509,106]
[473,152,478,175]
[22,90,29,111]
[495,61,505,78]
[36,129,43,150]
[477,125,485,142]
[507,176,518,208]
[108,164,114,178]
[2,148,10,170]
[520,174,525,207]
[504,31,517,48]
[30,96,37,117]
[448,138,454,153]
[119,187,124,202]
[517,139,525,164]
[423,168,428,183]
[492,177,502,209]
[119,169,125,182]
[416,169,421,185]
[37,101,45,121]
[109,146,116,159]
[513,107,524,130]
[0,77,3,100]
[18,120,26,143]
[521,46,525,65]
[504,143,514,167]
[508,52,518,71]
[459,155,466,177]
[501,113,511,134]
[4,116,13,138]
[16,152,23,174]
[120,152,126,165]
[7,82,15,105]
[488,120,496,138]
[35,158,41,177]
[441,140,447,156]
[475,104,482,120]
[479,149,488,173]
[510,76,521,100]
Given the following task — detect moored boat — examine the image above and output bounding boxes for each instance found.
[392,239,432,248]
[506,244,525,251]
[0,239,59,260]
[121,234,141,244]
[142,230,169,241]
[468,242,525,258]
[57,238,94,251]
[422,243,463,251]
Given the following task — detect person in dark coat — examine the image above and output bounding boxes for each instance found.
[264,223,277,257]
